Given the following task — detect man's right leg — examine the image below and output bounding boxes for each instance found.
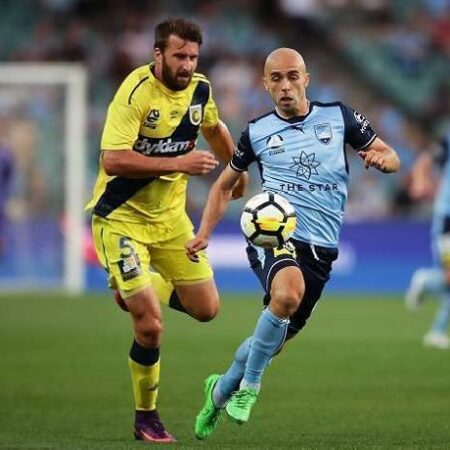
[423,260,450,348]
[91,217,175,442]
[405,267,446,310]
[424,292,450,349]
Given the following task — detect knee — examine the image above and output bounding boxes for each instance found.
[270,286,303,317]
[135,316,163,348]
[192,301,219,322]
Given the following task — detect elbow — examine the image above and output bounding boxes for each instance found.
[102,153,121,176]
[103,160,117,176]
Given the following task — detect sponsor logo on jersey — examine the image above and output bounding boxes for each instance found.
[266,134,285,155]
[143,109,160,129]
[133,136,195,156]
[279,182,338,193]
[234,146,244,159]
[314,123,332,144]
[189,104,202,125]
[290,151,321,180]
[353,111,370,134]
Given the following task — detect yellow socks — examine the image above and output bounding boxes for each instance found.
[128,340,160,411]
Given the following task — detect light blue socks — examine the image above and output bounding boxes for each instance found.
[213,337,252,407]
[417,268,446,294]
[241,308,289,389]
[431,293,450,334]
[213,308,289,406]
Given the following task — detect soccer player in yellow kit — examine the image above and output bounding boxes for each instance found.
[86,18,246,443]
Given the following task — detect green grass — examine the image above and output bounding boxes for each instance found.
[1,293,450,449]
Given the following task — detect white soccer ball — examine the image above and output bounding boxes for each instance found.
[240,192,296,248]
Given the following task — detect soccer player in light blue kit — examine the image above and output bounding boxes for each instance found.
[186,48,400,438]
[405,135,450,349]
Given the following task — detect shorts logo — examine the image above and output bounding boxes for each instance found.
[189,104,202,125]
[118,254,142,281]
[314,123,332,145]
[273,241,296,258]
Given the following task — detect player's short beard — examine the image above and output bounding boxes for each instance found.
[161,58,192,91]
[278,102,297,117]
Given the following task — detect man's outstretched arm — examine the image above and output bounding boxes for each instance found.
[202,121,248,199]
[357,137,400,173]
[186,165,243,261]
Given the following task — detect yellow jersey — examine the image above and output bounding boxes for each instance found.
[86,63,219,224]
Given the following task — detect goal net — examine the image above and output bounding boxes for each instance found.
[0,64,87,294]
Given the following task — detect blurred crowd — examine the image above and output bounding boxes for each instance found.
[0,0,448,223]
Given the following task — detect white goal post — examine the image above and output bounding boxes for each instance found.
[0,64,88,294]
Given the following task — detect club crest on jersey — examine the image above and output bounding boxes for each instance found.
[143,109,160,129]
[314,123,332,145]
[189,104,202,125]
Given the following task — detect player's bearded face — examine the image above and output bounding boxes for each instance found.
[161,55,193,91]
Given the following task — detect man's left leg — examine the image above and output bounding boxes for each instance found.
[113,272,192,314]
[225,266,302,424]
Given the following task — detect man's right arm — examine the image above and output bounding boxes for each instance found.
[101,74,219,178]
[185,165,243,261]
[408,152,436,200]
[102,149,219,178]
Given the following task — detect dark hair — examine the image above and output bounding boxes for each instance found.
[154,18,203,51]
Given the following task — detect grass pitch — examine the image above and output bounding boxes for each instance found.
[1,292,450,449]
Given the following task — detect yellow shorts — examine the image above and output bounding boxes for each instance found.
[91,213,213,296]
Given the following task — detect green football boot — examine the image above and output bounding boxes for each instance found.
[225,388,258,424]
[194,374,223,440]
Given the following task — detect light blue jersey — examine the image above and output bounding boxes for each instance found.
[231,101,377,248]
[431,135,450,257]
[433,135,450,219]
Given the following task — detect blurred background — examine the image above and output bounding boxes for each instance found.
[0,0,448,293]
[3,4,450,448]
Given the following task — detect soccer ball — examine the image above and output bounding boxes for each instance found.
[240,192,296,248]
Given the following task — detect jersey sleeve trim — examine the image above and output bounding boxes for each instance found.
[229,161,246,172]
[128,76,149,105]
[357,133,377,151]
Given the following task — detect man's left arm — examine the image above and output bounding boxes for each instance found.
[201,120,248,199]
[357,137,400,173]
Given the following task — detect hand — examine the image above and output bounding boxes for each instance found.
[185,236,209,263]
[177,150,219,175]
[358,150,389,172]
[230,172,249,200]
